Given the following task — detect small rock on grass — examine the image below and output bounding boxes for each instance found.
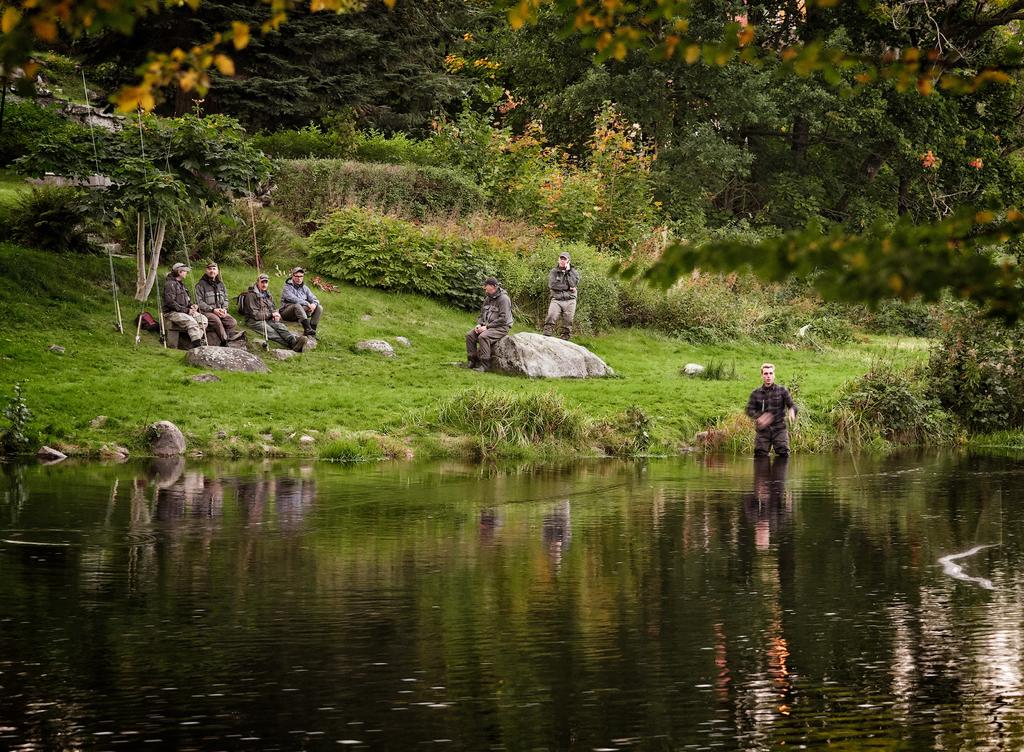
[191,373,221,383]
[355,340,396,357]
[90,415,108,428]
[49,345,65,355]
[683,363,705,376]
[272,349,300,361]
[299,435,315,445]
[395,336,411,348]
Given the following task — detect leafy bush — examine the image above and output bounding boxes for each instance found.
[352,130,439,166]
[831,364,951,446]
[309,207,506,309]
[252,124,351,159]
[272,159,485,229]
[1,100,99,174]
[927,306,1024,432]
[865,298,937,337]
[1,382,35,455]
[310,208,619,330]
[0,187,95,253]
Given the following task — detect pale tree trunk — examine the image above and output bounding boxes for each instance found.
[134,214,167,302]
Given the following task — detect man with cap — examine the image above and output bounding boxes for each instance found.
[543,251,580,340]
[466,277,513,372]
[280,267,323,339]
[194,261,242,346]
[162,261,208,347]
[241,273,308,352]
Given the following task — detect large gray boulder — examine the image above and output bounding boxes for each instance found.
[492,333,614,378]
[148,420,186,457]
[185,345,269,373]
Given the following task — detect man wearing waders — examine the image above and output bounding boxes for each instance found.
[745,363,796,457]
[543,251,580,340]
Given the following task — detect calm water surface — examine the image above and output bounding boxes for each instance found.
[1,452,1023,750]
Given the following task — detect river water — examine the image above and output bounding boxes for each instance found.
[1,452,1022,750]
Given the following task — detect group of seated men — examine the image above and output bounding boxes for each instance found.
[162,262,323,352]
[162,250,580,368]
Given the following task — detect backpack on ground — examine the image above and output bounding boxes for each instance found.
[137,311,159,332]
[235,290,252,318]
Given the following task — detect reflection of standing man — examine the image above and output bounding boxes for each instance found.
[745,363,796,457]
[543,252,580,340]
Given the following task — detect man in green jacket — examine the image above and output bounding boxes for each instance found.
[194,261,242,346]
[162,262,208,347]
[466,277,513,372]
[543,251,580,340]
[241,273,308,352]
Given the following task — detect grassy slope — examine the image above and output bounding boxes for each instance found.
[0,243,927,457]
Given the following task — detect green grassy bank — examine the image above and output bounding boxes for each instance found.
[0,244,932,460]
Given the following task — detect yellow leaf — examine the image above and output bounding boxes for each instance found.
[917,77,933,95]
[383,0,397,7]
[684,44,700,64]
[179,70,199,92]
[2,7,21,33]
[888,274,904,293]
[232,21,250,49]
[214,54,235,76]
[31,17,58,42]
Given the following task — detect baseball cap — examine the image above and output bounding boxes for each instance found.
[290,266,305,275]
[483,277,499,287]
[559,252,570,260]
[171,262,190,272]
[257,273,270,282]
[205,261,218,269]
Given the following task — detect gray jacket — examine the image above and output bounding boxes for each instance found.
[548,267,580,301]
[476,287,513,330]
[280,281,320,309]
[194,274,228,312]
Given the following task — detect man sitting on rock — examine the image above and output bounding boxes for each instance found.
[280,267,323,339]
[543,251,580,340]
[194,261,243,346]
[466,276,513,372]
[241,273,308,352]
[162,262,208,347]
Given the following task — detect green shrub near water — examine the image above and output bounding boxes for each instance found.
[830,364,953,447]
[432,387,587,453]
[272,159,484,230]
[927,306,1024,432]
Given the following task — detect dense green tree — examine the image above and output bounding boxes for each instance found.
[75,0,478,132]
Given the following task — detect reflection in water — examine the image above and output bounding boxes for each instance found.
[1,453,1024,750]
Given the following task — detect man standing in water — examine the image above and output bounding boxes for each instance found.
[746,363,796,457]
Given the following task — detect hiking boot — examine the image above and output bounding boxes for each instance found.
[292,335,308,352]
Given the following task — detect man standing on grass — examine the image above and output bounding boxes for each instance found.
[746,362,796,457]
[242,273,307,352]
[466,277,512,372]
[280,267,323,339]
[194,261,242,346]
[162,262,208,347]
[543,251,580,340]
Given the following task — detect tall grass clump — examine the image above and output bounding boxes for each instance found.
[320,435,384,462]
[0,187,95,253]
[433,387,587,452]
